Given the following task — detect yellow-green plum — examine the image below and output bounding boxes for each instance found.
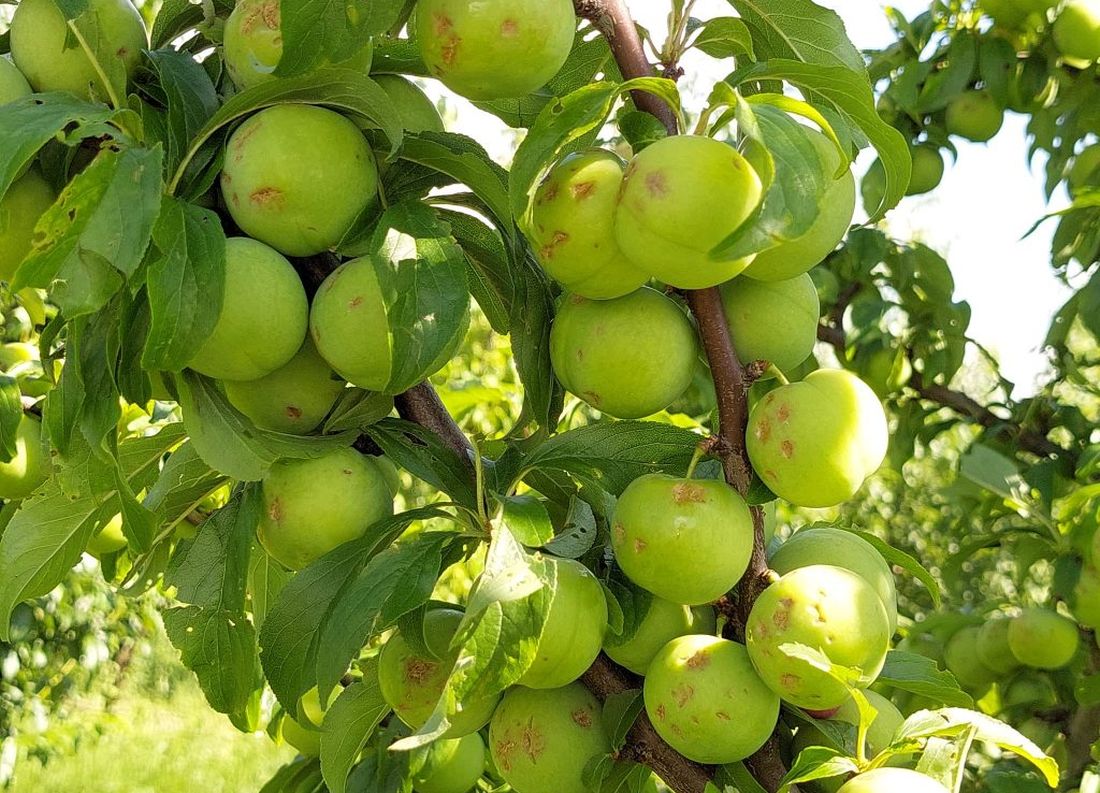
[415,0,575,101]
[615,135,764,289]
[645,635,779,764]
[945,91,1004,142]
[86,513,125,557]
[604,598,717,675]
[906,145,944,196]
[0,56,32,104]
[518,556,607,688]
[10,0,146,101]
[412,733,486,793]
[1068,144,1100,196]
[257,446,393,570]
[768,527,898,635]
[943,626,998,691]
[856,342,913,398]
[837,769,949,793]
[529,149,647,299]
[742,128,856,282]
[378,607,501,737]
[1054,0,1100,62]
[220,104,378,257]
[832,690,905,755]
[224,337,344,434]
[746,369,888,508]
[489,683,610,793]
[309,256,391,390]
[0,168,55,282]
[1074,565,1100,628]
[549,288,698,419]
[375,75,444,133]
[746,565,891,710]
[187,237,308,381]
[976,617,1022,675]
[280,714,320,756]
[719,274,820,373]
[611,474,753,605]
[1008,608,1080,669]
[1017,716,1059,749]
[0,342,38,369]
[0,414,48,499]
[1001,671,1058,711]
[298,684,339,727]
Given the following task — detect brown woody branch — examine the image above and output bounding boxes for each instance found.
[1064,630,1100,787]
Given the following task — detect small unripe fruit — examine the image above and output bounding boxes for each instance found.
[86,513,125,557]
[1001,671,1058,711]
[186,237,308,382]
[855,342,912,398]
[412,733,486,793]
[1068,144,1100,196]
[719,274,820,373]
[945,91,1004,143]
[299,684,338,727]
[221,104,378,257]
[1018,716,1059,749]
[378,607,501,738]
[746,565,891,710]
[529,150,647,300]
[415,0,576,101]
[1053,0,1100,62]
[0,56,32,105]
[615,135,764,289]
[257,447,393,570]
[489,683,610,793]
[0,414,49,500]
[832,689,905,755]
[375,75,444,133]
[549,288,698,419]
[280,714,320,756]
[612,474,754,605]
[1007,608,1080,669]
[1073,565,1100,628]
[943,626,998,691]
[768,527,898,635]
[645,635,779,763]
[0,168,56,282]
[746,369,888,508]
[906,145,944,196]
[604,597,717,675]
[11,0,147,101]
[837,769,949,793]
[976,617,1022,675]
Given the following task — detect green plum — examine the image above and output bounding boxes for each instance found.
[746,369,889,508]
[832,689,905,755]
[976,617,1022,675]
[605,597,717,675]
[378,607,501,737]
[1008,609,1080,669]
[906,145,944,196]
[611,473,754,605]
[983,0,1031,26]
[0,342,39,369]
[1074,565,1100,628]
[518,556,607,688]
[746,565,891,710]
[862,159,887,216]
[1054,0,1100,62]
[0,56,32,104]
[855,341,913,398]
[280,714,320,756]
[1017,717,1059,749]
[615,135,764,289]
[945,91,1004,142]
[1068,144,1100,196]
[644,634,779,764]
[837,769,949,793]
[719,274,820,372]
[529,149,648,299]
[186,237,308,381]
[86,513,125,557]
[375,75,444,133]
[10,0,146,101]
[549,288,698,419]
[257,446,393,570]
[224,336,345,434]
[299,684,339,727]
[0,168,56,282]
[768,527,898,635]
[742,128,856,282]
[415,0,575,101]
[489,683,610,793]
[309,256,391,391]
[1001,671,1058,712]
[0,414,49,499]
[412,733,486,793]
[943,626,998,691]
[220,104,378,256]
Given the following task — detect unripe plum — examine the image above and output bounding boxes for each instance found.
[220,104,378,257]
[0,56,32,105]
[1001,671,1057,711]
[86,513,125,557]
[1054,0,1100,62]
[549,288,698,419]
[644,634,779,764]
[906,145,944,196]
[415,0,576,101]
[489,683,610,793]
[298,684,339,727]
[378,607,501,738]
[1074,565,1100,628]
[412,733,486,793]
[257,446,393,570]
[0,168,56,282]
[832,689,905,755]
[529,150,647,300]
[742,127,856,282]
[976,617,1022,675]
[983,0,1031,26]
[611,473,753,605]
[186,237,308,381]
[746,565,891,710]
[1068,144,1100,196]
[11,0,147,100]
[746,369,888,508]
[224,336,345,434]
[280,714,320,756]
[604,597,716,675]
[1008,608,1080,669]
[945,91,1004,142]
[837,769,949,793]
[375,75,445,133]
[943,626,998,691]
[615,135,764,289]
[517,556,607,689]
[1018,716,1059,749]
[0,414,49,500]
[768,527,898,635]
[856,342,912,398]
[719,274,820,373]
[861,159,887,215]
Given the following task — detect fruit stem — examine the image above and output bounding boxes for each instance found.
[684,442,708,480]
[766,364,790,385]
[67,21,124,112]
[470,435,489,526]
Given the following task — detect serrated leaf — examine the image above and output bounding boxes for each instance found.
[602,689,644,751]
[143,49,221,177]
[847,529,941,608]
[319,669,391,793]
[782,746,860,789]
[499,494,554,547]
[0,377,22,463]
[692,16,755,60]
[248,544,292,632]
[163,605,260,719]
[729,0,864,72]
[365,419,476,509]
[276,0,397,78]
[877,651,973,707]
[142,441,228,537]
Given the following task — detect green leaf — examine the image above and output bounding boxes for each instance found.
[782,746,860,790]
[877,651,973,708]
[847,529,942,608]
[150,0,234,48]
[142,441,228,537]
[366,419,476,510]
[959,443,1020,501]
[692,16,755,60]
[0,377,22,463]
[914,732,974,793]
[248,543,292,632]
[729,0,864,71]
[602,689,644,751]
[322,389,394,434]
[508,253,560,430]
[276,0,398,78]
[143,49,221,178]
[163,605,260,719]
[499,494,554,547]
[258,758,324,793]
[319,669,391,793]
